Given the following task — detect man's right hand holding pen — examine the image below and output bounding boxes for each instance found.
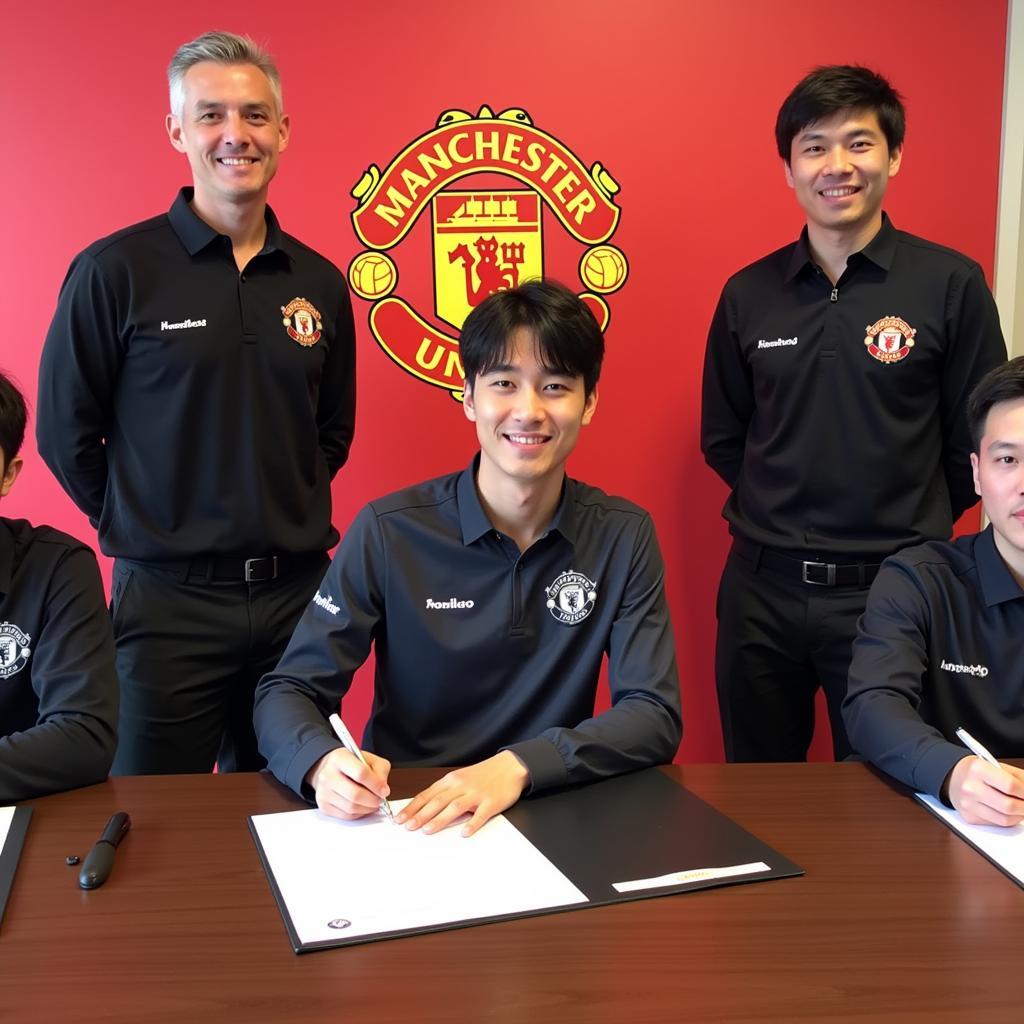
[945,727,1024,827]
[306,745,393,821]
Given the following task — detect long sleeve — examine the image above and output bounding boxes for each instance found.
[941,263,1006,521]
[36,253,125,524]
[254,505,383,796]
[0,548,117,802]
[842,561,964,799]
[506,514,683,792]
[317,283,357,478]
[701,286,752,489]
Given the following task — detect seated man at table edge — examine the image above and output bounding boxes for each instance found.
[0,370,117,802]
[842,357,1024,827]
[254,280,682,835]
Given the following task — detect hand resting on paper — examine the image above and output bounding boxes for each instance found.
[396,751,530,838]
[946,756,1024,827]
[305,747,392,820]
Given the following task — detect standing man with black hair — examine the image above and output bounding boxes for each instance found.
[0,370,117,802]
[702,65,1005,763]
[37,31,356,775]
[255,281,681,836]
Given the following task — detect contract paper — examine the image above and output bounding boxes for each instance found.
[0,807,13,851]
[250,800,588,946]
[915,793,1024,888]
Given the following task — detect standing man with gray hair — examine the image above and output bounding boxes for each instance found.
[37,31,356,774]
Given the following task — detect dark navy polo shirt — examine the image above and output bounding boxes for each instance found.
[254,458,682,798]
[0,517,117,802]
[842,526,1024,798]
[701,215,1006,558]
[37,188,356,561]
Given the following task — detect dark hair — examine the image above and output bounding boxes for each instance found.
[776,65,906,162]
[0,370,27,465]
[460,280,604,397]
[967,357,1024,452]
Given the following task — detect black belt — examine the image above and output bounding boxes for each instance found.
[733,537,883,588]
[128,551,327,583]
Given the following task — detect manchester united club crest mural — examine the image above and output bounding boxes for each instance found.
[347,106,628,401]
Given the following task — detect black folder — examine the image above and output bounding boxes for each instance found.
[0,805,32,933]
[250,768,803,953]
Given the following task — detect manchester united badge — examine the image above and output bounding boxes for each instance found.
[864,315,916,364]
[281,297,323,346]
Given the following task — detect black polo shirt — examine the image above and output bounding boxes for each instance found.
[37,188,356,561]
[0,517,117,802]
[842,526,1024,799]
[701,215,1006,558]
[254,458,682,798]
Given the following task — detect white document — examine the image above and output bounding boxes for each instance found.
[613,861,771,893]
[251,800,588,946]
[0,806,14,853]
[915,793,1024,886]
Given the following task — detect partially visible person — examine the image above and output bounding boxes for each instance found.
[843,358,1024,826]
[36,31,355,775]
[0,371,117,802]
[702,65,1006,764]
[254,281,682,837]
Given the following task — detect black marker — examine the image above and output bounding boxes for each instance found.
[78,812,131,889]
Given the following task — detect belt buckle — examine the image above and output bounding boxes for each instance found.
[244,556,278,583]
[801,560,836,586]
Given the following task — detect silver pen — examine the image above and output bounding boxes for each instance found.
[329,713,395,821]
[955,726,1000,767]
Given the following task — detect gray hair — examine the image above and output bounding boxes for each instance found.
[168,31,283,117]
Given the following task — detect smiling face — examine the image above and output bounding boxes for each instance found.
[785,108,901,244]
[166,61,289,213]
[464,327,597,497]
[971,397,1024,581]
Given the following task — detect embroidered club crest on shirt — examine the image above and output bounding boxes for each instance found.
[0,622,32,679]
[545,570,597,625]
[864,315,916,364]
[281,297,323,346]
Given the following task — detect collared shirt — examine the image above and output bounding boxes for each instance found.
[842,526,1024,799]
[254,458,682,798]
[0,517,117,802]
[37,188,356,561]
[701,215,1006,558]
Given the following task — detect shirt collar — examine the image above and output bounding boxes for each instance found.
[974,525,1024,607]
[0,519,14,599]
[456,454,577,546]
[783,212,897,282]
[167,187,288,260]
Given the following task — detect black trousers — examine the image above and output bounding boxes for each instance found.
[715,544,872,762]
[110,556,328,775]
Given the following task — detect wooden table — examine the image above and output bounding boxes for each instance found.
[1,764,1021,1023]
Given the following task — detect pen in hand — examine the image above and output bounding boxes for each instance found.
[329,713,395,822]
[955,727,999,767]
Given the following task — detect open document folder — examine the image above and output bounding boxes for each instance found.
[250,768,803,953]
[915,793,1024,889]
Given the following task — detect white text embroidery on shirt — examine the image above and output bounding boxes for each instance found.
[757,336,798,349]
[160,318,208,330]
[313,591,341,615]
[425,597,475,609]
[940,659,989,678]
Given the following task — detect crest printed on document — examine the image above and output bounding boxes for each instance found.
[864,315,916,364]
[281,297,323,346]
[545,571,597,625]
[0,622,31,679]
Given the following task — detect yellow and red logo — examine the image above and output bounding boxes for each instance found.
[864,315,916,364]
[348,105,628,400]
[281,297,323,346]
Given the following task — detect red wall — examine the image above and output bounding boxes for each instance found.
[0,0,1008,761]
